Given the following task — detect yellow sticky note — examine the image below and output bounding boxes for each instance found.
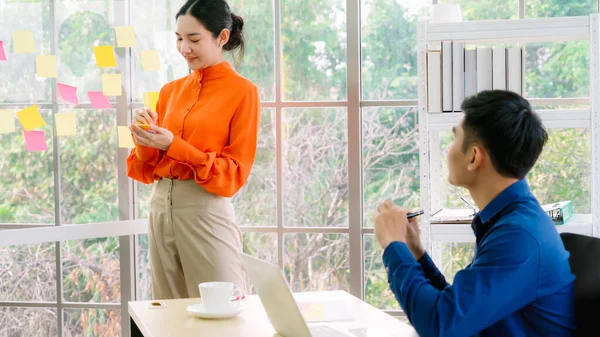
[141,50,160,71]
[118,126,135,148]
[0,110,16,134]
[36,55,57,78]
[102,73,122,96]
[54,112,77,136]
[144,92,159,111]
[94,46,117,68]
[115,26,136,47]
[17,105,45,131]
[12,30,35,53]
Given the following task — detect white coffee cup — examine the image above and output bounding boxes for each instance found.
[199,281,243,313]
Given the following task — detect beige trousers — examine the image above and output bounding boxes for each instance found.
[149,178,246,300]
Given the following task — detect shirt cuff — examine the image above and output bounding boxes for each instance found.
[134,144,157,162]
[165,136,207,164]
[383,241,417,279]
[417,252,436,272]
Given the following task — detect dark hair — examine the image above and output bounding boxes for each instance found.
[176,0,245,66]
[460,90,548,179]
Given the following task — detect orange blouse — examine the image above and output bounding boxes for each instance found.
[126,62,261,197]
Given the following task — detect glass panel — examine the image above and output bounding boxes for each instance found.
[0,1,51,103]
[525,41,590,99]
[243,232,278,264]
[56,0,115,104]
[0,307,57,337]
[281,0,347,100]
[60,110,118,224]
[229,0,275,101]
[363,107,419,228]
[282,108,348,227]
[364,235,400,310]
[0,243,56,301]
[136,234,152,301]
[438,128,592,214]
[0,109,55,223]
[438,242,475,284]
[233,109,277,227]
[529,128,591,214]
[64,309,121,337]
[137,183,154,220]
[130,0,190,102]
[361,0,431,100]
[527,0,598,18]
[439,0,518,20]
[62,238,120,303]
[284,233,349,292]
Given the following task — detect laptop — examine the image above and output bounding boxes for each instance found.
[239,252,355,337]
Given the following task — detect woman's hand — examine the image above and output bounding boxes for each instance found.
[132,107,158,126]
[130,124,174,151]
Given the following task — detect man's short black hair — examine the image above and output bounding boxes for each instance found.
[461,90,548,179]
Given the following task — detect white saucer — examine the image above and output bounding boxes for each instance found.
[186,303,243,319]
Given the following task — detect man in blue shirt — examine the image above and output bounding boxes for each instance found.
[374,90,576,337]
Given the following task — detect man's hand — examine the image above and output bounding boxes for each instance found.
[374,200,409,250]
[405,216,425,260]
[130,124,174,151]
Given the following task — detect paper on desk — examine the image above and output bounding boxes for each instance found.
[298,301,354,323]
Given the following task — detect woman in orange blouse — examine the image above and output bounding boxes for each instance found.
[127,0,260,300]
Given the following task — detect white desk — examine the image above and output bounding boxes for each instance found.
[129,290,417,337]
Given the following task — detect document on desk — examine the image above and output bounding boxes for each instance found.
[298,300,354,322]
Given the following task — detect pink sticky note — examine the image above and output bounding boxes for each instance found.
[0,41,6,61]
[23,130,48,152]
[57,83,79,105]
[87,91,112,109]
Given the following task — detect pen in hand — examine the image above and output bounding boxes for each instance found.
[407,210,424,219]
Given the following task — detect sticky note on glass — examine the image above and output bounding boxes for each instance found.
[117,126,135,148]
[0,110,15,134]
[141,50,160,71]
[17,105,45,131]
[36,55,57,78]
[57,83,79,105]
[0,41,7,61]
[115,26,136,47]
[102,73,122,96]
[94,46,116,68]
[87,92,112,109]
[54,112,77,136]
[24,131,48,152]
[12,30,35,54]
[144,92,159,111]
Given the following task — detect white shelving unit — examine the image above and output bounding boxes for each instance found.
[416,14,600,253]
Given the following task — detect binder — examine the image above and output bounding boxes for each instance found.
[452,42,465,111]
[492,47,507,90]
[507,47,523,95]
[427,50,442,113]
[442,41,453,112]
[476,47,492,92]
[464,49,477,98]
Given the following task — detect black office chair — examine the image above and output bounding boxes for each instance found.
[560,232,600,336]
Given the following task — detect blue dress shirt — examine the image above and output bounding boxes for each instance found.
[383,179,576,337]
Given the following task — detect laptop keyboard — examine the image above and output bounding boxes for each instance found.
[309,325,352,337]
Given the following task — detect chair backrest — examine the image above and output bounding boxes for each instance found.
[560,232,600,336]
